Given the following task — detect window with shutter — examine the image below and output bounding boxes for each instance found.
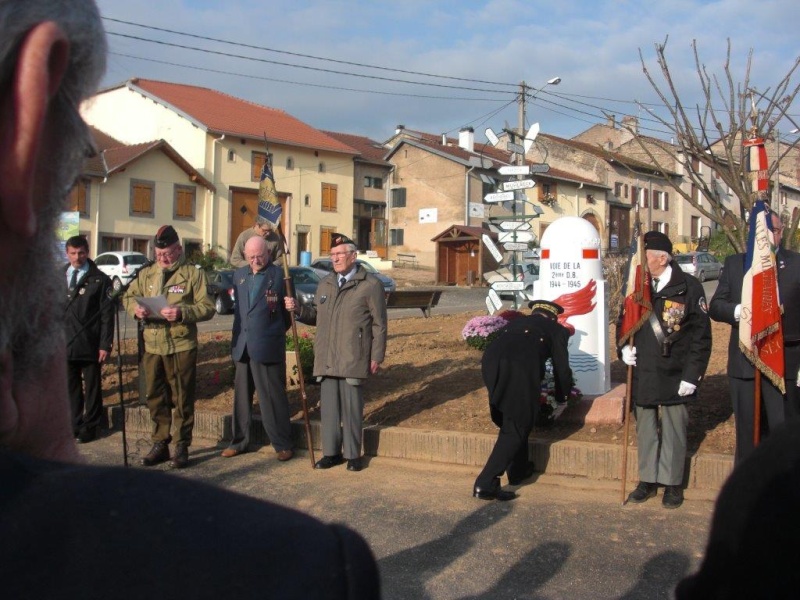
[321,183,338,212]
[174,185,196,220]
[130,180,154,217]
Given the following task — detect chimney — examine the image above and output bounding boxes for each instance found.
[607,115,616,129]
[458,127,475,153]
[621,115,638,135]
[395,124,405,134]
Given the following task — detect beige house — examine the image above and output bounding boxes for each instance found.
[382,127,607,270]
[67,127,214,258]
[82,78,359,263]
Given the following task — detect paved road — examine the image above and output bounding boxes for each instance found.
[80,433,715,600]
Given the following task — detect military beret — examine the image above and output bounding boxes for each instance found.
[330,234,355,250]
[644,231,672,254]
[154,225,179,249]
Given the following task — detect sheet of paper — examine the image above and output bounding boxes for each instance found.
[135,295,168,318]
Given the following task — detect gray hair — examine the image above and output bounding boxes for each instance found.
[648,249,672,262]
[255,217,274,229]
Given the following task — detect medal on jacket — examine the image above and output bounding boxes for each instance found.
[266,289,278,314]
[662,300,685,333]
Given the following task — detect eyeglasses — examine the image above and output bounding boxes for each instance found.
[329,251,354,259]
[155,245,181,259]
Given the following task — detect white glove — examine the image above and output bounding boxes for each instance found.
[734,304,742,321]
[621,346,637,367]
[797,367,800,388]
[678,381,697,397]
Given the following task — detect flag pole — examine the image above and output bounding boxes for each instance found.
[261,134,315,467]
[621,358,634,505]
[754,356,762,448]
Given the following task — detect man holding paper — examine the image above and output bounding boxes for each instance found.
[124,225,215,468]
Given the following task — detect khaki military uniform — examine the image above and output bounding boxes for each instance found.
[124,256,215,445]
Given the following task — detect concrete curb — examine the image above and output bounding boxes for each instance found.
[108,405,734,493]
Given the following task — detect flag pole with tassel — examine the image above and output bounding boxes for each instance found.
[259,134,316,467]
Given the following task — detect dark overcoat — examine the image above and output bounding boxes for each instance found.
[481,314,572,428]
[621,263,712,407]
[63,259,114,362]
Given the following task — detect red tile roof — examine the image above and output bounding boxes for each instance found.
[322,130,391,165]
[117,78,358,156]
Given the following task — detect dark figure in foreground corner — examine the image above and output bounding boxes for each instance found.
[474,300,573,501]
[676,419,800,599]
[0,3,381,597]
[64,235,114,444]
[618,231,711,509]
[709,212,800,466]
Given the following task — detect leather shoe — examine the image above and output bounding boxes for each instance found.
[346,457,362,472]
[626,481,658,504]
[277,449,294,462]
[314,455,345,469]
[221,447,242,458]
[662,485,684,509]
[76,428,97,444]
[473,486,517,501]
[141,441,170,467]
[508,461,536,485]
[169,443,189,469]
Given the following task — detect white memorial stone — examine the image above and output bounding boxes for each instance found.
[532,217,611,395]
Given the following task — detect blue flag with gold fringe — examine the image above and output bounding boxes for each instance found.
[258,154,282,226]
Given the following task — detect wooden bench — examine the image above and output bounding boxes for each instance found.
[385,290,442,318]
[395,253,418,269]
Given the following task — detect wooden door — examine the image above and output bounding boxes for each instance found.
[369,218,387,258]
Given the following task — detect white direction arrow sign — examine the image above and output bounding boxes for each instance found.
[524,123,540,152]
[507,141,525,154]
[484,191,515,203]
[503,242,529,251]
[502,179,535,191]
[485,127,500,147]
[498,165,530,176]
[485,296,497,315]
[499,230,534,243]
[492,281,525,292]
[499,221,532,231]
[487,289,503,311]
[529,163,551,174]
[481,234,503,263]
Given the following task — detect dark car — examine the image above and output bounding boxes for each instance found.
[309,258,397,293]
[675,251,723,282]
[207,269,236,314]
[289,266,320,325]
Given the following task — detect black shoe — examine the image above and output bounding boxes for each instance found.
[346,458,362,472]
[662,485,684,509]
[314,455,345,470]
[169,443,190,469]
[76,428,97,444]
[626,481,658,504]
[141,441,170,467]
[508,461,536,486]
[473,484,517,501]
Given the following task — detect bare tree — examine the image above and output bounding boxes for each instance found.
[621,37,800,252]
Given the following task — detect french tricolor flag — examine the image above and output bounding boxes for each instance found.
[739,199,785,393]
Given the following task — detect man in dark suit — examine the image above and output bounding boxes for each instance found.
[64,235,114,443]
[473,300,573,501]
[221,235,295,461]
[709,211,800,465]
[0,3,380,597]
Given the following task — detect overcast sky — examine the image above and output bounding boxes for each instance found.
[95,0,800,146]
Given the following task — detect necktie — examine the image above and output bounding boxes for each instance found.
[339,276,346,288]
[652,277,659,291]
[69,269,78,291]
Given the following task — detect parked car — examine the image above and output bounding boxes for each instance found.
[94,251,149,292]
[309,258,397,293]
[289,266,321,325]
[206,269,236,314]
[675,251,723,282]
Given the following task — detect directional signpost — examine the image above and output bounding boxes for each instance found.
[499,230,534,243]
[498,221,531,231]
[506,141,525,154]
[523,123,540,152]
[492,281,525,292]
[503,242,529,251]
[502,179,535,191]
[498,165,531,176]
[484,191,515,203]
[529,163,550,174]
[481,233,503,263]
[487,289,503,313]
[485,127,500,147]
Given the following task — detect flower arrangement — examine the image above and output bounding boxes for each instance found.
[537,359,583,427]
[461,315,509,350]
[541,193,557,207]
[286,331,314,380]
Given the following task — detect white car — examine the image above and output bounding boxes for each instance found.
[94,251,149,292]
